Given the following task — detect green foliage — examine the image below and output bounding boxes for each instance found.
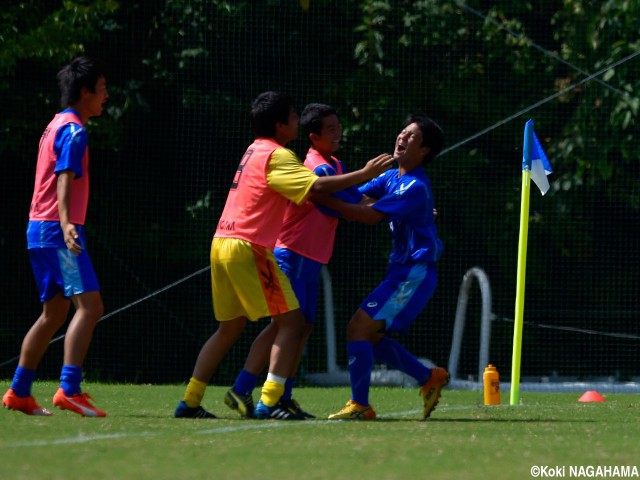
[2,1,636,200]
[0,0,120,159]
[0,1,119,73]
[552,0,640,190]
[1,1,638,382]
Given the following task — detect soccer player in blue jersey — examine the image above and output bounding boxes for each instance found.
[315,113,449,420]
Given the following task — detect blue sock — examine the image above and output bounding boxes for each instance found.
[373,336,431,385]
[11,366,36,398]
[282,378,295,400]
[233,369,259,396]
[60,365,83,396]
[347,341,374,406]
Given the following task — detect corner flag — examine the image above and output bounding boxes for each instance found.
[511,120,552,405]
[523,119,553,195]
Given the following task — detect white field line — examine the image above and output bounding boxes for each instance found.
[1,404,516,448]
[3,432,157,447]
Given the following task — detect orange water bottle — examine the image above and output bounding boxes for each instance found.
[483,364,500,405]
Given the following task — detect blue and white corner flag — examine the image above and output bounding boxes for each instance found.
[523,120,553,195]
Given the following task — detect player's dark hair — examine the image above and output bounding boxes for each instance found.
[250,91,295,138]
[57,56,106,108]
[300,103,337,137]
[404,113,444,163]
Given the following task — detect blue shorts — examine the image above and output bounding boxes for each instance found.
[274,247,322,325]
[360,262,437,334]
[28,247,100,302]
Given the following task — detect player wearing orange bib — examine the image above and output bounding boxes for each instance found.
[3,57,109,418]
[224,103,364,419]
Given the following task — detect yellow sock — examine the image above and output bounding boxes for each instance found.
[259,379,285,407]
[183,377,207,408]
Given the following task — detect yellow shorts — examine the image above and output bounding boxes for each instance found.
[211,237,300,321]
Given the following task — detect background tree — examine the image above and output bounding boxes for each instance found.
[1,0,637,383]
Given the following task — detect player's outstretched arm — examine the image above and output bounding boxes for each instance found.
[311,194,386,225]
[310,153,393,195]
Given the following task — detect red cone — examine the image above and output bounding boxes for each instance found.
[578,390,605,402]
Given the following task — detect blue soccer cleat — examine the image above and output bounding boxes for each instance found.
[254,399,305,420]
[277,397,315,419]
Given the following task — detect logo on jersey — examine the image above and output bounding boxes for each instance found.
[395,282,414,304]
[394,179,416,196]
[218,219,235,231]
[366,302,378,308]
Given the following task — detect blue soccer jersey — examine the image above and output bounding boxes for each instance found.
[53,109,88,178]
[359,168,442,264]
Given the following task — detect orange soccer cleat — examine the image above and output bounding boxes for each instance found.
[3,388,52,416]
[52,388,106,417]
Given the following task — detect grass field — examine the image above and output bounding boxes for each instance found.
[1,382,638,480]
